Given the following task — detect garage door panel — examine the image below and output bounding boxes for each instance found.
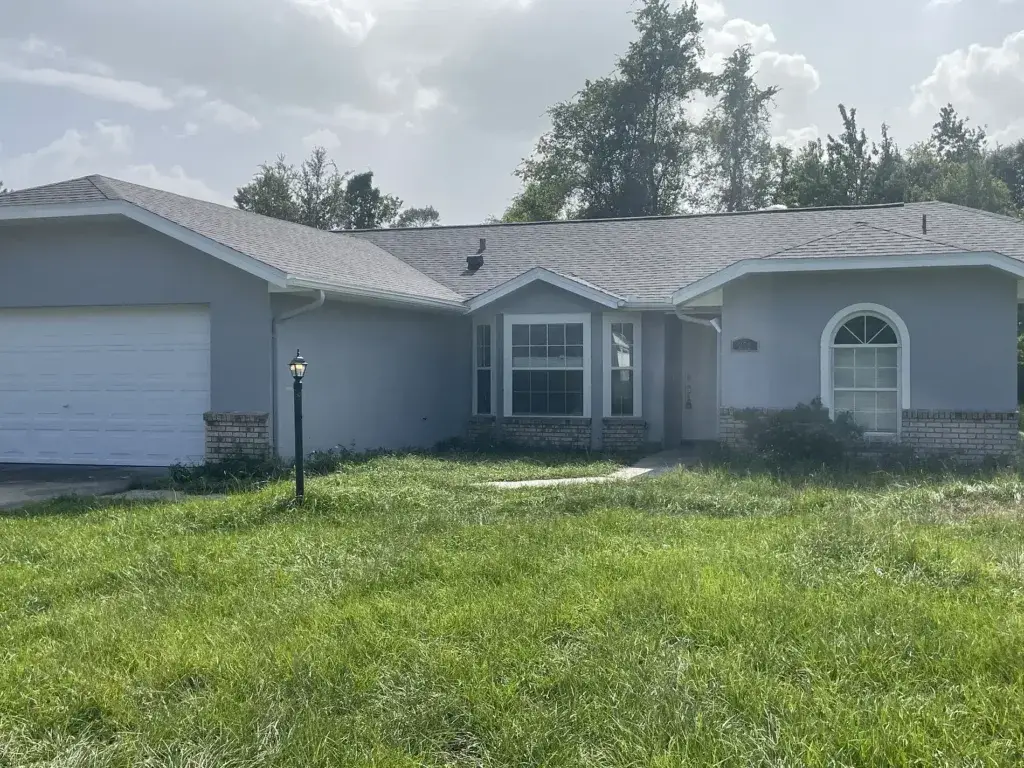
[0,306,210,466]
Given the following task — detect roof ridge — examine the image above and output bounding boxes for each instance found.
[852,220,972,252]
[761,224,860,259]
[85,175,121,201]
[347,202,908,233]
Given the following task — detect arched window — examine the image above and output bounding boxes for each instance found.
[820,304,910,435]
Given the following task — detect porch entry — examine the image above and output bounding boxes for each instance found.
[680,320,720,441]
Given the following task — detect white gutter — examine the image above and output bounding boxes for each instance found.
[271,290,326,454]
[676,308,722,334]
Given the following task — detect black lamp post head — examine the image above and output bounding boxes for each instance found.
[289,349,307,381]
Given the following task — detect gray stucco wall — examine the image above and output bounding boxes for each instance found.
[0,216,273,413]
[273,296,470,455]
[721,267,1018,412]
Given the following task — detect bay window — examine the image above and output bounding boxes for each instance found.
[503,314,591,417]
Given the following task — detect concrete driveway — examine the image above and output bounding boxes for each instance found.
[0,464,166,510]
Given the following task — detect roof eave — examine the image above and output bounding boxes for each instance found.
[286,278,468,313]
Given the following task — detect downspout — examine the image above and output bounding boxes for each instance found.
[271,290,326,455]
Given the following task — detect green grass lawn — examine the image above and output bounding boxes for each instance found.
[2,454,1024,766]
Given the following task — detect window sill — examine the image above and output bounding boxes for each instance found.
[602,416,646,425]
[504,415,591,424]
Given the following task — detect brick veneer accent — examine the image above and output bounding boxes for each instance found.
[203,411,271,463]
[720,407,1020,461]
[467,416,497,444]
[467,416,591,450]
[901,410,1018,461]
[602,419,647,451]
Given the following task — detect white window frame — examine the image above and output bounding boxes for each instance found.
[820,303,910,437]
[472,319,495,416]
[603,313,643,418]
[503,313,592,418]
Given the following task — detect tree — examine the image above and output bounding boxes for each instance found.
[931,104,986,162]
[868,124,906,204]
[510,0,705,220]
[342,171,403,230]
[776,139,833,208]
[394,206,441,228]
[295,147,347,230]
[824,105,875,205]
[0,180,8,195]
[234,157,300,222]
[235,148,435,229]
[905,141,1015,215]
[699,45,779,212]
[991,139,1024,213]
[503,180,571,222]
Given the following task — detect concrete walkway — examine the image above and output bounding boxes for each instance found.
[0,464,166,510]
[482,448,697,490]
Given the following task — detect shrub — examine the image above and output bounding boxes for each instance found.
[167,456,289,493]
[305,446,352,476]
[740,399,863,467]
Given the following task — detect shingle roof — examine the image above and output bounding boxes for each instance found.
[764,222,963,259]
[0,175,463,306]
[4,175,1023,307]
[351,202,1024,303]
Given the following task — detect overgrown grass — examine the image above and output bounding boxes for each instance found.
[3,456,1024,765]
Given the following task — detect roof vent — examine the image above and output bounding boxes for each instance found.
[922,214,927,235]
[467,238,486,271]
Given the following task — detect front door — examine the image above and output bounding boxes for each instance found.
[680,321,720,441]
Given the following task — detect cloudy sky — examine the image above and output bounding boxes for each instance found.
[0,0,1021,223]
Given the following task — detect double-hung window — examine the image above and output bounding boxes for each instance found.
[504,314,590,417]
[473,322,493,416]
[603,314,642,417]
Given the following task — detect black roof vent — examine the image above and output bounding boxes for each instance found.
[467,238,486,271]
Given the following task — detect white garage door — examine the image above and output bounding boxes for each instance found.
[0,305,210,466]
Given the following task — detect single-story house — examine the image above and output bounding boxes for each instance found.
[0,175,1020,466]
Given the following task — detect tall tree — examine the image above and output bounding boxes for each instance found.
[699,45,779,212]
[510,0,705,220]
[776,139,833,208]
[234,157,299,222]
[990,139,1024,213]
[867,124,906,204]
[824,105,875,205]
[235,148,434,229]
[0,180,8,195]
[931,104,986,162]
[393,205,441,228]
[294,147,348,230]
[342,171,403,230]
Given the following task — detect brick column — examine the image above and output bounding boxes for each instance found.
[602,419,647,451]
[901,410,1019,461]
[203,412,271,463]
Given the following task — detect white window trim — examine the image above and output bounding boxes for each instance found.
[472,319,495,416]
[603,313,643,418]
[503,313,592,418]
[820,303,910,434]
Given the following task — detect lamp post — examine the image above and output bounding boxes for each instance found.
[289,350,307,502]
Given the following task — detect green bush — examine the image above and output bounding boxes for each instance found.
[740,399,864,467]
[305,446,352,476]
[167,456,290,493]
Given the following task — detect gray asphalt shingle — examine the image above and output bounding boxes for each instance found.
[4,175,1022,306]
[352,202,1024,303]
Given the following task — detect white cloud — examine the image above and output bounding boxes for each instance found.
[775,124,819,148]
[911,29,1024,139]
[0,122,227,205]
[413,87,441,112]
[198,99,261,132]
[286,103,397,134]
[695,0,728,24]
[0,61,174,110]
[119,164,230,204]
[179,122,200,138]
[303,127,342,149]
[287,0,376,41]
[706,19,777,56]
